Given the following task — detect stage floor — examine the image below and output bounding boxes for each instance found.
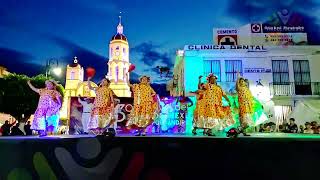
[1,132,320,179]
[1,132,320,140]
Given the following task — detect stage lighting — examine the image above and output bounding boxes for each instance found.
[226,128,239,138]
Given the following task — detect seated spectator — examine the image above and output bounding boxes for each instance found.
[24,121,32,136]
[278,125,284,132]
[311,121,318,133]
[299,125,304,133]
[317,126,320,134]
[11,123,24,136]
[1,120,15,136]
[258,124,264,132]
[304,122,314,134]
[285,118,298,133]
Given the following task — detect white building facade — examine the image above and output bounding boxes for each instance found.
[170,45,320,125]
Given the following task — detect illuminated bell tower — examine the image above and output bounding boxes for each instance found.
[60,57,84,119]
[107,15,131,97]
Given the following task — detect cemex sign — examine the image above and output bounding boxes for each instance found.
[218,35,238,45]
[214,28,238,45]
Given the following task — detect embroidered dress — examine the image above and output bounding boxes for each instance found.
[237,84,254,127]
[200,83,233,129]
[88,86,114,129]
[127,83,156,128]
[31,89,61,132]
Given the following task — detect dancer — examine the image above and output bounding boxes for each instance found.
[126,73,156,136]
[201,73,232,136]
[28,80,62,137]
[236,72,254,136]
[87,77,115,135]
[78,96,93,134]
[190,75,205,135]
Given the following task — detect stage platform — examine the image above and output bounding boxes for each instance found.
[1,133,320,180]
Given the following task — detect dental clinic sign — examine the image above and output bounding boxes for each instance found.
[185,45,267,52]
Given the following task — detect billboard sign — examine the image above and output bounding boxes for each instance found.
[261,9,305,33]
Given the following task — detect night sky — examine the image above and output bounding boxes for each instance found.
[1,0,320,88]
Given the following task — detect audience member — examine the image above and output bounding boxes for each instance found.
[11,123,24,136]
[285,118,298,133]
[304,122,314,134]
[299,125,304,133]
[1,120,15,136]
[24,121,32,136]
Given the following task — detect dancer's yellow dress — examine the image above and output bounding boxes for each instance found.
[88,86,114,129]
[201,83,233,129]
[237,85,254,126]
[193,91,205,128]
[127,83,156,128]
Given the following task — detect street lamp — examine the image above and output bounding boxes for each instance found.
[46,58,61,78]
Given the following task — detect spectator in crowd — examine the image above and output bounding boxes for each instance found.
[258,124,264,132]
[24,121,32,135]
[1,120,15,136]
[278,125,284,132]
[311,121,318,133]
[11,123,24,136]
[285,118,298,133]
[304,122,314,134]
[299,125,304,133]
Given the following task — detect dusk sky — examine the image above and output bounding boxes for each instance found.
[1,0,320,85]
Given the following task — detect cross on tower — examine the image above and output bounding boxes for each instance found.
[73,56,78,64]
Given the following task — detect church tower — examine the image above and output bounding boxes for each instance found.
[107,15,131,97]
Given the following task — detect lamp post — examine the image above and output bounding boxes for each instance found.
[46,58,62,78]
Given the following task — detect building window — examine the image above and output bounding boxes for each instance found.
[293,60,310,84]
[203,60,221,81]
[225,60,242,82]
[293,60,311,95]
[272,60,289,85]
[110,48,113,56]
[123,48,126,56]
[116,46,120,50]
[123,67,126,82]
[70,71,75,80]
[115,66,119,83]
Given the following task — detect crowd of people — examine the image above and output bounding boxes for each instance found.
[257,118,320,134]
[0,120,33,136]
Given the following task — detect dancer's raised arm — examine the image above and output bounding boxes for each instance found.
[198,75,203,89]
[87,77,95,91]
[27,80,39,93]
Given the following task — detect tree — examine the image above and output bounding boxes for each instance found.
[0,74,64,122]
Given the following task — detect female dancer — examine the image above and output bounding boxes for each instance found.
[28,80,62,137]
[236,72,254,136]
[202,73,232,136]
[190,75,206,135]
[126,73,156,136]
[87,77,114,135]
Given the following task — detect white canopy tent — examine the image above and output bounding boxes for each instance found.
[288,99,320,126]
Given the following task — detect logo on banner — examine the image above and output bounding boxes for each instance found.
[218,35,237,45]
[251,23,262,33]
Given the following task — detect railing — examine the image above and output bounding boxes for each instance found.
[269,82,320,96]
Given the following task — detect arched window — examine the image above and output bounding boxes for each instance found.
[115,66,119,83]
[123,48,126,56]
[110,48,113,56]
[70,71,75,80]
[123,67,126,82]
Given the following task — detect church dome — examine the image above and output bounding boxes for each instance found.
[111,33,127,41]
